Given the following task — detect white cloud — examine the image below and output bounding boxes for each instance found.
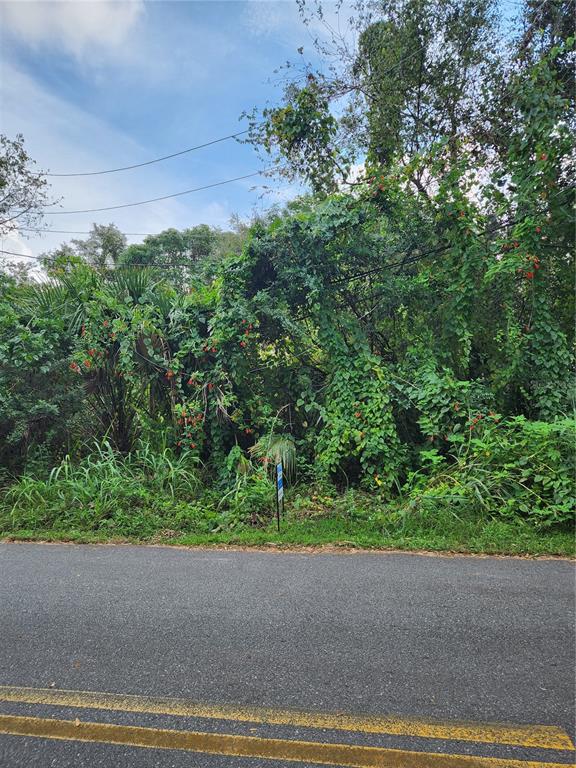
[0,0,144,58]
[0,60,242,258]
[1,2,241,91]
[243,0,358,50]
[243,1,297,38]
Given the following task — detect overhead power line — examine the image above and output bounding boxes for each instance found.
[38,170,266,216]
[17,226,239,237]
[34,38,428,180]
[0,248,217,269]
[331,187,571,285]
[39,129,251,178]
[19,227,158,236]
[32,32,439,184]
[0,249,41,261]
[2,190,569,271]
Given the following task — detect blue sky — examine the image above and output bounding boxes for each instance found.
[1,0,519,267]
[0,0,328,264]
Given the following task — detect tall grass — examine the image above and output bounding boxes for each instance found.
[1,441,201,533]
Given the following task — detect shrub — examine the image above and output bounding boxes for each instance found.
[403,417,575,528]
[1,441,201,533]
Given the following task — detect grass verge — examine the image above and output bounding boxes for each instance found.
[2,515,573,557]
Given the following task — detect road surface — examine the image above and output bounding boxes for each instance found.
[0,543,573,766]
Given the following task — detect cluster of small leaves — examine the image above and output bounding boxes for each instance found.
[405,416,575,528]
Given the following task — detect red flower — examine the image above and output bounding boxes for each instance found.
[190,443,197,449]
[535,226,542,234]
[211,347,217,353]
[103,320,109,327]
[540,152,548,161]
[526,271,534,279]
[87,348,95,357]
[240,341,247,347]
[83,359,91,369]
[354,411,362,418]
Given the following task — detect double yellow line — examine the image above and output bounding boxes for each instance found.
[0,686,573,767]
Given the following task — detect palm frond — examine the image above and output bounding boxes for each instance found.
[249,434,296,481]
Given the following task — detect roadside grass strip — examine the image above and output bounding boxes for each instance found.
[0,714,574,768]
[0,686,572,751]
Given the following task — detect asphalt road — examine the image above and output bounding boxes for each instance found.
[0,543,573,767]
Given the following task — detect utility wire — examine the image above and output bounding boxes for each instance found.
[0,248,223,267]
[11,161,572,259]
[331,186,571,285]
[34,34,430,180]
[0,249,42,261]
[17,227,241,237]
[37,170,266,215]
[38,130,251,178]
[18,227,159,236]
[3,189,569,270]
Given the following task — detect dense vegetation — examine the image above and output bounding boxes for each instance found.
[1,0,574,554]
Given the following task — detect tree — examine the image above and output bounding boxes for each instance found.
[0,134,51,235]
[246,0,498,193]
[121,225,214,269]
[41,224,127,275]
[120,224,247,286]
[0,271,84,472]
[356,0,497,172]
[72,223,127,269]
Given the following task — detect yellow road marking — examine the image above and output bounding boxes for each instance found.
[0,686,572,751]
[0,714,573,768]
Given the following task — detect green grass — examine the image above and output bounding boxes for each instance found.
[1,440,573,558]
[2,514,573,557]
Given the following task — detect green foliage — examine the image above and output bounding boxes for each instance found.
[315,350,403,489]
[404,417,575,528]
[0,272,85,472]
[0,9,574,550]
[247,80,348,193]
[1,441,201,536]
[249,432,296,481]
[0,133,51,235]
